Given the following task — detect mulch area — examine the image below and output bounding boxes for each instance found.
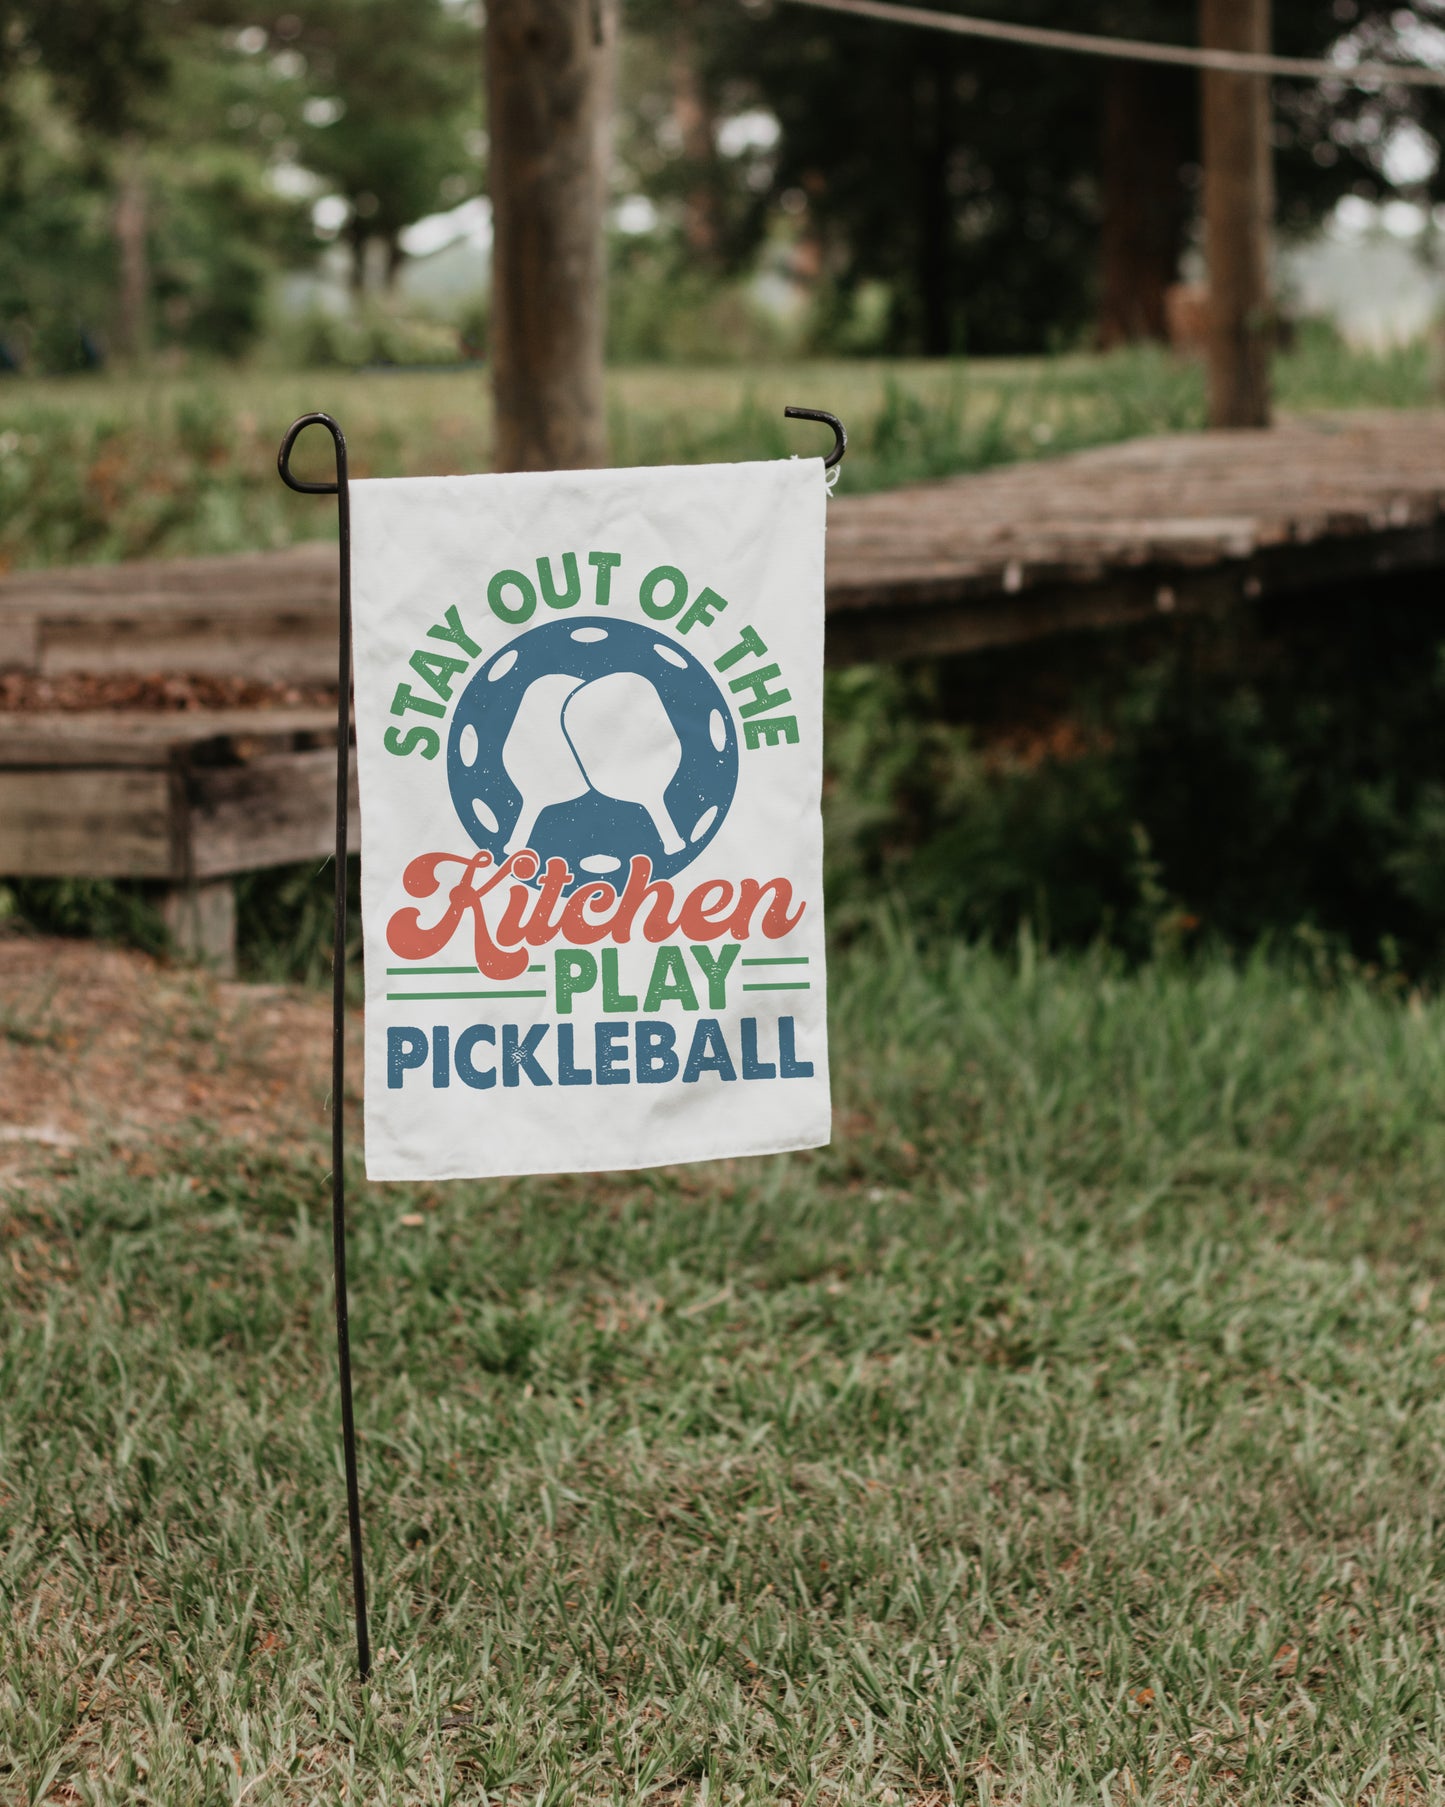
[0,930,359,1188]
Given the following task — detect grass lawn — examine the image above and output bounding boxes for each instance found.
[5,929,1445,1802]
[0,331,1432,571]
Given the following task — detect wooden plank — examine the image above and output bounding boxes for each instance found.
[187,748,360,879]
[825,520,1445,665]
[0,708,339,769]
[37,608,337,682]
[2,412,1445,676]
[0,767,178,878]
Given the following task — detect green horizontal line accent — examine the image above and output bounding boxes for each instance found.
[740,957,810,966]
[742,982,811,991]
[386,989,548,1001]
[529,963,545,972]
[386,966,478,975]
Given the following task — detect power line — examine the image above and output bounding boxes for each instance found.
[773,0,1445,90]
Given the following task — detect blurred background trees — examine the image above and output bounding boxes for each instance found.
[1,0,1444,369]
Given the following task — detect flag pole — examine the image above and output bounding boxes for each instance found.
[278,412,371,1682]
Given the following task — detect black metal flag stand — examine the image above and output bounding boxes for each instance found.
[276,404,846,1683]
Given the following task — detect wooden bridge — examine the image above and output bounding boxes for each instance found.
[4,409,1443,966]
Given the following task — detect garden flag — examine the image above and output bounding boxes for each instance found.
[350,458,831,1181]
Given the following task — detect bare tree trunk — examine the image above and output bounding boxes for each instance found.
[113,136,151,365]
[672,2,718,261]
[916,61,951,357]
[1098,63,1189,347]
[486,0,613,472]
[1199,0,1273,427]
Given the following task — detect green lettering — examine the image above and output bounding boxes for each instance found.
[488,568,537,625]
[644,945,699,1011]
[383,723,441,761]
[538,552,582,610]
[409,647,469,700]
[688,943,740,1008]
[555,949,598,1014]
[601,947,638,1013]
[677,584,728,635]
[744,716,800,749]
[589,551,622,607]
[728,662,791,718]
[426,604,481,659]
[714,625,767,671]
[639,564,688,620]
[391,682,445,720]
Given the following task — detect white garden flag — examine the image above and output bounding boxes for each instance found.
[350,458,831,1181]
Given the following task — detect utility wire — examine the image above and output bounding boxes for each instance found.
[773,0,1445,89]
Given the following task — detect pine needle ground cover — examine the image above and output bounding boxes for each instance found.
[5,931,1445,1803]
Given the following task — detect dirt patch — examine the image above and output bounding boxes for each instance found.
[0,930,359,1182]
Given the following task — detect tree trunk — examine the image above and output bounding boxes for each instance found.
[1098,63,1189,347]
[672,3,718,261]
[113,136,151,365]
[916,62,951,357]
[1199,0,1273,427]
[486,0,613,472]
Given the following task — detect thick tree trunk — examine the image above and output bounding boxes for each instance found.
[113,136,151,364]
[1199,0,1273,427]
[1098,63,1189,347]
[486,0,613,472]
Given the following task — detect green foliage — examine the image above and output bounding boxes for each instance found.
[7,935,1445,1796]
[619,2,1445,356]
[280,0,482,283]
[824,571,1445,973]
[607,235,800,366]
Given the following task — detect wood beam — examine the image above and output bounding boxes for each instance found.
[1199,0,1274,428]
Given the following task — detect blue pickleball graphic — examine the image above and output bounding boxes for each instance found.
[447,618,739,889]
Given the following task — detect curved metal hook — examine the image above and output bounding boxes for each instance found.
[784,405,847,470]
[278,411,348,494]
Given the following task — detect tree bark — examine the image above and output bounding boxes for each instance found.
[486,0,613,472]
[113,136,151,365]
[672,0,718,261]
[1098,63,1189,347]
[916,62,951,357]
[1199,0,1273,427]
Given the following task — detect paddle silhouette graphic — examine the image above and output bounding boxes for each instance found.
[501,672,589,855]
[500,668,686,857]
[564,671,686,855]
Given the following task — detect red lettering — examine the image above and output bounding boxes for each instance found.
[385,850,805,966]
[609,856,680,943]
[678,879,736,940]
[559,879,620,944]
[385,849,536,979]
[496,857,572,948]
[729,877,805,940]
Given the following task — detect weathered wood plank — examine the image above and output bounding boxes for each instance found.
[0,768,178,877]
[187,749,360,879]
[2,411,1444,677]
[0,708,339,768]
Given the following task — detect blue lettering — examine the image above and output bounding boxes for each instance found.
[778,1016,813,1078]
[636,1019,679,1084]
[503,1023,551,1087]
[388,1026,428,1088]
[557,1023,593,1086]
[596,1022,630,1085]
[682,1018,736,1084]
[740,1017,776,1080]
[455,1024,496,1089]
